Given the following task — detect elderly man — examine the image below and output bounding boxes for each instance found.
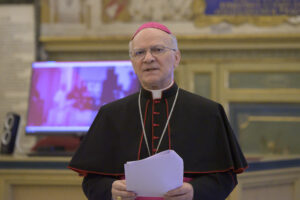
[69,22,248,200]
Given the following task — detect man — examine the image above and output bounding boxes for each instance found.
[69,22,248,200]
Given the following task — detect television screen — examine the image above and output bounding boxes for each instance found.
[26,61,139,135]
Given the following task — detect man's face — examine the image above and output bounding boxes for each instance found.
[130,28,181,90]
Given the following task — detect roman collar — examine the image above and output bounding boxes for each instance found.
[140,82,179,100]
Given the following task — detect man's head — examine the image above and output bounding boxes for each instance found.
[129,22,181,90]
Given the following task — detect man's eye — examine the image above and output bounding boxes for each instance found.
[135,50,145,56]
[152,47,164,53]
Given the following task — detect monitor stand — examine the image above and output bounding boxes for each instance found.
[28,136,81,157]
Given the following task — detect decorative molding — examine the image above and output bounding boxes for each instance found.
[193,0,298,27]
[228,167,300,200]
[40,34,300,52]
[0,169,84,200]
[194,15,291,27]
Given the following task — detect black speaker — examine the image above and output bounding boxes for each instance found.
[1,113,20,154]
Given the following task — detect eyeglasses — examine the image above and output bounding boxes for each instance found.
[130,45,176,59]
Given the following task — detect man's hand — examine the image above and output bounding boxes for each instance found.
[164,182,194,200]
[111,180,136,200]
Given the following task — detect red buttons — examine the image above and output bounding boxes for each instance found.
[153,111,160,115]
[153,123,159,127]
[153,136,160,140]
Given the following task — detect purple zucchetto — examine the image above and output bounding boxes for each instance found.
[131,22,172,40]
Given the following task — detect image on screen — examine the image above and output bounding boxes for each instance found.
[26,61,139,135]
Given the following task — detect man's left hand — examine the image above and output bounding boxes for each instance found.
[163,182,194,200]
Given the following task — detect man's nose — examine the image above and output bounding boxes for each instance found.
[143,49,155,63]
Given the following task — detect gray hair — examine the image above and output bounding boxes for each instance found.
[129,33,178,57]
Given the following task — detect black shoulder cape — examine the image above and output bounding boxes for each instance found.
[69,83,248,176]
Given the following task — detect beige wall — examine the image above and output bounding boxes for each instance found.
[1,1,300,159]
[1,2,300,200]
[1,163,300,200]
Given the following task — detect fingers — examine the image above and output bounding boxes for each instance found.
[113,196,136,200]
[112,191,136,200]
[164,183,193,200]
[112,180,127,191]
[112,180,136,200]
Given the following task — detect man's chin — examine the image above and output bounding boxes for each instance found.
[142,81,161,90]
[143,79,169,90]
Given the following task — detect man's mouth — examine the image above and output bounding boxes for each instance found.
[144,68,158,72]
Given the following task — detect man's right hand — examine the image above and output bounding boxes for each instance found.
[111,180,137,200]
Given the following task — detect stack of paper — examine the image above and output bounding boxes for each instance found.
[124,150,183,197]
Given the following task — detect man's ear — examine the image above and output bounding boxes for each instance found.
[174,50,181,69]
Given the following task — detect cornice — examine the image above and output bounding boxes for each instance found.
[40,34,300,52]
[40,36,130,51]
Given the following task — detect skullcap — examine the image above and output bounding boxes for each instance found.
[131,22,172,40]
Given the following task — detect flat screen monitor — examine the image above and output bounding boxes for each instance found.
[26,61,139,135]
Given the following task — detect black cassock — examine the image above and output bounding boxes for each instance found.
[69,83,248,200]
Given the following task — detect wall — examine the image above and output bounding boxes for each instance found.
[1,0,300,175]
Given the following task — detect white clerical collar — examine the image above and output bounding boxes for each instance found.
[148,81,174,99]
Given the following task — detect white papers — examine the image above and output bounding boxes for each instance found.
[124,150,183,197]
